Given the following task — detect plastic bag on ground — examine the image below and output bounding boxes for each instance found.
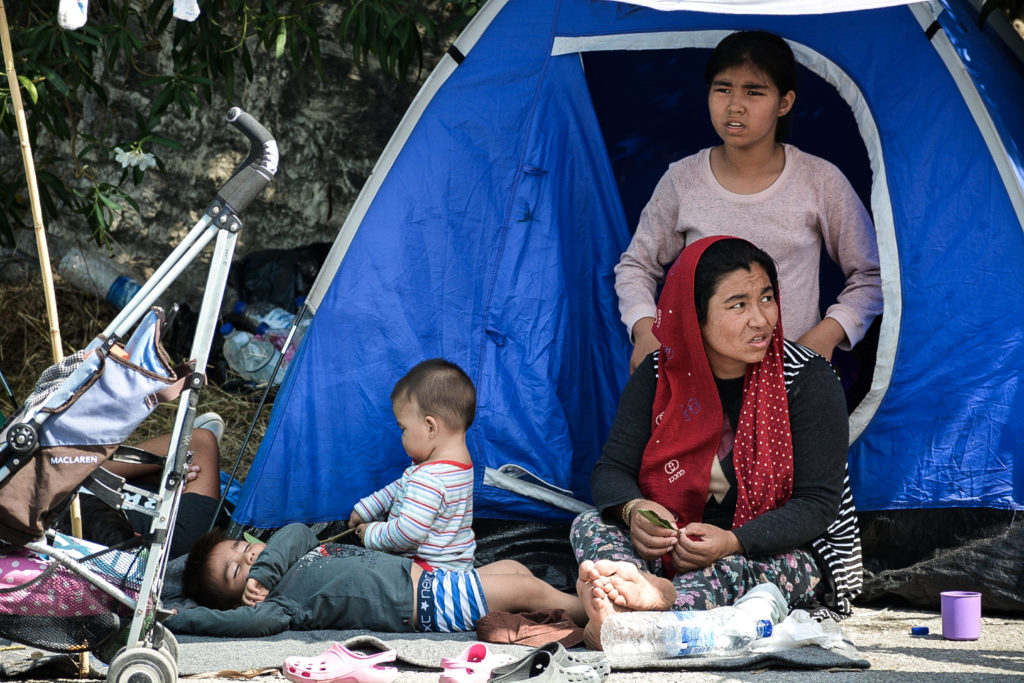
[748,609,847,652]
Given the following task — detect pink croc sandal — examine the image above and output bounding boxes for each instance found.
[438,642,517,683]
[283,643,398,683]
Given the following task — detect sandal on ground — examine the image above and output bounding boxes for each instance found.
[282,643,398,683]
[438,642,517,683]
[488,647,601,683]
[532,642,610,681]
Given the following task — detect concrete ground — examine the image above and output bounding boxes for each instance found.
[7,601,1023,682]
[595,603,1024,682]
[395,604,1024,681]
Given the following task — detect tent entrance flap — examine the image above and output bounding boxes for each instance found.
[577,41,883,417]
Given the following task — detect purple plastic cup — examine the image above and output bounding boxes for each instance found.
[941,591,981,640]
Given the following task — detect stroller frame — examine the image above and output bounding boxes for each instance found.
[0,108,278,682]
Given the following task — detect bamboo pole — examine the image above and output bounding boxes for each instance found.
[0,4,87,676]
[0,3,63,363]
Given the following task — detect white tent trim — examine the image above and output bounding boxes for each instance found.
[616,0,920,15]
[909,2,1024,228]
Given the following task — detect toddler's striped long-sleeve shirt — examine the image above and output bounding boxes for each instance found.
[354,460,475,571]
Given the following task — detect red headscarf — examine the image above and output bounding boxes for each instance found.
[638,236,794,534]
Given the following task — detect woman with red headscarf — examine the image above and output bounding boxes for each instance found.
[570,236,861,650]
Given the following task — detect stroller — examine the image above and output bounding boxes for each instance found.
[0,108,278,683]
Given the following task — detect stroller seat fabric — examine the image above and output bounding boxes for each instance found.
[0,308,183,546]
[0,548,49,591]
[0,533,148,656]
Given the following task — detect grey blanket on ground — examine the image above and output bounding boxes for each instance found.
[174,624,870,675]
[0,624,868,677]
[161,548,869,672]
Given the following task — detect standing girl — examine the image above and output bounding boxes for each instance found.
[615,30,882,372]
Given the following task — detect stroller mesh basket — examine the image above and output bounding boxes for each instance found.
[0,540,148,656]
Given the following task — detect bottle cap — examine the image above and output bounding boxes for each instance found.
[233,301,247,313]
[220,322,235,335]
[911,626,929,636]
[256,322,269,335]
[756,619,773,638]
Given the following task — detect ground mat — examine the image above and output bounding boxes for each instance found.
[173,627,870,675]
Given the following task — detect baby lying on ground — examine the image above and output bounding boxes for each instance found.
[164,523,584,637]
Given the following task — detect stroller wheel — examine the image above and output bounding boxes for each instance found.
[152,622,180,665]
[107,646,177,683]
[5,422,38,454]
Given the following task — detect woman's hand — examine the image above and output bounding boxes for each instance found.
[669,523,743,572]
[795,318,846,362]
[243,578,268,606]
[628,500,681,561]
[630,318,660,373]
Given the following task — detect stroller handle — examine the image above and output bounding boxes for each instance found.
[216,107,280,215]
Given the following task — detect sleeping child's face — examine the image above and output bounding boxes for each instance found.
[206,538,266,606]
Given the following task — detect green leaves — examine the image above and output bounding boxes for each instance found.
[16,75,37,104]
[275,21,288,59]
[144,65,210,119]
[339,0,483,81]
[638,508,677,529]
[340,0,422,79]
[0,0,483,247]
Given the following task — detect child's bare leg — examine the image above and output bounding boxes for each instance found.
[477,559,533,576]
[180,429,221,497]
[105,429,221,497]
[409,565,423,626]
[101,438,165,483]
[477,561,587,626]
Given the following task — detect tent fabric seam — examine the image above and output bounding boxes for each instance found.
[908,2,1024,231]
[303,0,513,315]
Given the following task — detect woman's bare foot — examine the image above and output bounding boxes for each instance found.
[588,559,676,611]
[576,564,624,650]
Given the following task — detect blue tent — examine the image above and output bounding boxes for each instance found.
[233,0,1024,530]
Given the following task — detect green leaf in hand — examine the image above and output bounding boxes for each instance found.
[638,508,676,529]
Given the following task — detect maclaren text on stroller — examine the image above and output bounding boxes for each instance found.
[0,109,278,683]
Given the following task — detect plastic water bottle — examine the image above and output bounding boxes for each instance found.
[58,245,146,310]
[259,316,312,363]
[600,582,786,666]
[220,323,283,386]
[233,300,295,332]
[601,610,771,665]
